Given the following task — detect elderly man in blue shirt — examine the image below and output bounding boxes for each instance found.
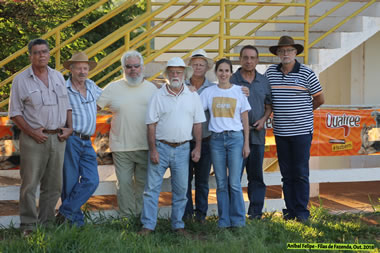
[56,52,102,226]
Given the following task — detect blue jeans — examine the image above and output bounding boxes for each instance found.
[210,131,246,228]
[141,141,190,230]
[243,144,266,219]
[59,135,99,226]
[184,139,211,220]
[275,134,312,221]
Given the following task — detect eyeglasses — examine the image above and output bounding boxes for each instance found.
[32,49,49,56]
[277,48,296,55]
[192,63,206,68]
[77,89,95,104]
[125,64,141,69]
[168,70,184,76]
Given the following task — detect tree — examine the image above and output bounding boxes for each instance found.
[0,0,146,107]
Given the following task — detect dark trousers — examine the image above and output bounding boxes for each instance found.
[184,139,212,220]
[275,134,312,221]
[243,144,266,218]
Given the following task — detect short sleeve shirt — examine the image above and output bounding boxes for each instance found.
[200,84,251,133]
[66,78,102,136]
[265,60,323,136]
[146,84,206,142]
[9,66,71,129]
[231,68,272,144]
[97,78,158,152]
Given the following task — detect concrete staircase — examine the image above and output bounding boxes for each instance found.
[146,1,380,78]
[240,1,380,73]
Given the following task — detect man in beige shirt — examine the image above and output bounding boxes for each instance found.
[97,50,158,217]
[8,38,73,236]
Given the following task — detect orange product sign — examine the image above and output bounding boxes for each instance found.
[264,109,380,157]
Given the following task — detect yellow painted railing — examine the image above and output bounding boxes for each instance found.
[0,0,377,108]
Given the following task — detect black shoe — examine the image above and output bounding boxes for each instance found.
[248,214,262,220]
[55,212,67,225]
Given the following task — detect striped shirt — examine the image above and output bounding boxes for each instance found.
[66,78,102,136]
[265,60,322,136]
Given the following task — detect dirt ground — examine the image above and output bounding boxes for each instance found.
[0,180,379,224]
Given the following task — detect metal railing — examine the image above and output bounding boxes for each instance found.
[0,0,377,107]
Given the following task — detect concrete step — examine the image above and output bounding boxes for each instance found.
[294,1,380,17]
[274,15,365,32]
[309,16,380,68]
[252,30,342,49]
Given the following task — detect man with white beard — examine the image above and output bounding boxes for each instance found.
[139,57,206,235]
[97,50,158,217]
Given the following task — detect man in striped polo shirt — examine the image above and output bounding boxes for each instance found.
[265,36,325,222]
[56,52,102,226]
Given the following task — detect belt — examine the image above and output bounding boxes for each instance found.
[159,140,188,148]
[73,131,90,140]
[42,129,61,134]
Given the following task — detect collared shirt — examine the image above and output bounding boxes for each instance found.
[185,78,215,139]
[66,78,102,136]
[200,84,251,133]
[9,66,71,129]
[265,60,323,136]
[231,68,272,144]
[97,78,158,152]
[146,84,206,143]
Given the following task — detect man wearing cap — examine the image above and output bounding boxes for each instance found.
[230,45,272,220]
[139,57,206,235]
[97,50,158,217]
[56,52,102,226]
[183,49,214,221]
[265,35,325,221]
[8,38,72,235]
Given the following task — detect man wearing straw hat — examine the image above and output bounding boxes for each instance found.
[97,50,158,217]
[265,35,325,222]
[55,51,102,226]
[8,38,72,236]
[183,49,215,222]
[139,57,205,235]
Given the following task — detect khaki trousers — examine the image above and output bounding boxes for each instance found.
[112,150,148,217]
[19,132,66,229]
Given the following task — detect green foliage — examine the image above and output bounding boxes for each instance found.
[0,0,146,108]
[368,195,380,212]
[0,209,379,253]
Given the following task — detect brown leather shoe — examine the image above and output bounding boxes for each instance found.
[138,228,153,236]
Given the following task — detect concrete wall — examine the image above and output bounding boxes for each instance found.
[318,31,380,170]
[363,32,380,105]
[316,31,380,107]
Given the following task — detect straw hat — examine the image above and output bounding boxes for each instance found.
[185,49,214,69]
[63,52,97,71]
[163,57,193,80]
[269,35,304,56]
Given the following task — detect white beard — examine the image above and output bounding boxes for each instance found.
[126,74,144,87]
[169,78,183,89]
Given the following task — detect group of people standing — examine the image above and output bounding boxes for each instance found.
[8,35,324,236]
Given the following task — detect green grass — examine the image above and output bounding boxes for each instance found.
[0,206,379,253]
